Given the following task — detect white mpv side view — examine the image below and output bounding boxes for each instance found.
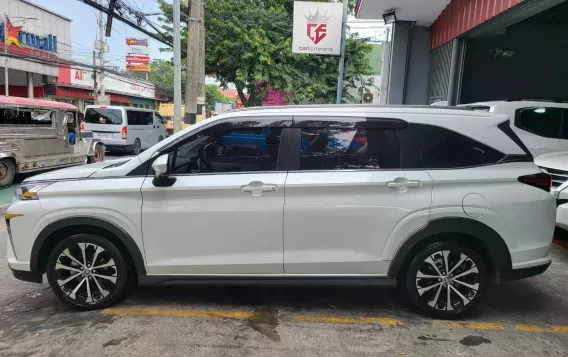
[83,106,167,155]
[6,105,556,318]
[462,100,568,157]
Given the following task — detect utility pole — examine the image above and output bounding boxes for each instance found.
[335,0,348,104]
[198,0,205,105]
[93,51,98,105]
[4,13,9,96]
[185,0,201,125]
[173,0,183,133]
[98,0,106,103]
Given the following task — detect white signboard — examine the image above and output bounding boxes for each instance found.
[292,1,343,56]
[70,67,156,99]
[126,45,150,55]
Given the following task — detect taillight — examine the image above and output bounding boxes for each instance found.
[81,123,85,131]
[122,126,127,140]
[518,173,551,192]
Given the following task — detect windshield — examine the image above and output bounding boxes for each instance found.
[84,108,122,125]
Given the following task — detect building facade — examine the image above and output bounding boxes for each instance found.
[356,0,568,105]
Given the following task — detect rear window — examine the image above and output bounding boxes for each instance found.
[515,107,561,139]
[413,124,505,169]
[84,108,122,125]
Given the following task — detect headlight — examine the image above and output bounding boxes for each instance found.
[16,183,52,200]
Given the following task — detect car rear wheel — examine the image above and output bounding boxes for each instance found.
[403,241,488,319]
[158,136,164,142]
[46,234,132,310]
[131,139,141,155]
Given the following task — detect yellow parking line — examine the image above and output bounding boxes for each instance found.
[102,308,568,334]
[102,307,256,320]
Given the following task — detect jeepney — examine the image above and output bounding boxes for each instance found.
[0,96,105,187]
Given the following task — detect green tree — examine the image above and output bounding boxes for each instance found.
[129,59,186,99]
[158,0,373,106]
[206,84,232,111]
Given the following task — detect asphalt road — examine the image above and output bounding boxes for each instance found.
[0,219,567,357]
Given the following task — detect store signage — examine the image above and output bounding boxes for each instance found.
[126,38,148,46]
[0,17,57,53]
[69,67,156,99]
[126,45,149,56]
[292,2,342,56]
[126,64,151,72]
[126,55,150,64]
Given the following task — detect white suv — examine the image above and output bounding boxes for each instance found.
[462,100,568,157]
[6,105,556,318]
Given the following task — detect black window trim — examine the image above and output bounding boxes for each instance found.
[514,107,562,139]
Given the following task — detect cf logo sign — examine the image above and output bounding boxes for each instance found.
[307,23,327,45]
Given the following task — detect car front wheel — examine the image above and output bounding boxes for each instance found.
[46,234,132,310]
[403,241,488,319]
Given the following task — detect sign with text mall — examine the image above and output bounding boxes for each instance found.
[0,17,58,61]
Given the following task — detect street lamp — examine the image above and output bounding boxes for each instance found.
[3,15,38,96]
[382,9,397,25]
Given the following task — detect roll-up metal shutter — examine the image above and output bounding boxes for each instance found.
[427,41,453,104]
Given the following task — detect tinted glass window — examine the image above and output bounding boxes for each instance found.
[515,107,561,139]
[141,112,154,125]
[300,128,400,170]
[126,110,143,125]
[171,127,283,174]
[413,124,505,169]
[84,108,122,125]
[155,113,165,124]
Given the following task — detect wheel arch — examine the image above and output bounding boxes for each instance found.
[387,217,512,282]
[31,217,146,276]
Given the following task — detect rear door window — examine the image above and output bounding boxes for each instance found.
[413,124,505,169]
[299,127,401,170]
[141,112,154,125]
[84,108,122,125]
[515,107,561,139]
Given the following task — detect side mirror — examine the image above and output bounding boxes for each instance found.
[151,154,177,187]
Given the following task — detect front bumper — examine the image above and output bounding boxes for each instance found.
[10,267,42,283]
[503,262,551,281]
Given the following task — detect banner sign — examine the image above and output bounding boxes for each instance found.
[126,55,150,64]
[292,1,343,56]
[126,64,151,72]
[126,38,148,46]
[126,44,149,56]
[0,17,58,55]
[70,67,155,98]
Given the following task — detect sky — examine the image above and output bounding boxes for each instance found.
[36,0,172,69]
[34,0,387,71]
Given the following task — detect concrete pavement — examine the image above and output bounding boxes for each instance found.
[0,220,567,356]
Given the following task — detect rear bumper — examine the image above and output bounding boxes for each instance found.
[503,262,551,282]
[106,144,134,152]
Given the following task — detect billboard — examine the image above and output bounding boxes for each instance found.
[126,64,151,72]
[126,37,150,71]
[292,1,343,56]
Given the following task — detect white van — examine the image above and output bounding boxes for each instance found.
[83,106,167,154]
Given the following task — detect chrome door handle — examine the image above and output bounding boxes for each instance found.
[387,180,421,188]
[241,181,278,196]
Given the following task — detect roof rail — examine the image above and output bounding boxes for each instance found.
[505,98,568,103]
[233,104,473,112]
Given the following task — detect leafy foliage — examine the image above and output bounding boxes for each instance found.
[206,84,232,111]
[158,0,373,106]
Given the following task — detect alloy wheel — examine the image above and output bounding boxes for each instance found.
[54,242,117,304]
[414,250,480,311]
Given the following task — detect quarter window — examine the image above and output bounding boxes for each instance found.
[515,107,561,139]
[299,128,401,170]
[170,127,283,174]
[413,124,505,169]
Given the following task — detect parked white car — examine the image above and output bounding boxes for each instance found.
[461,100,568,157]
[535,151,568,230]
[6,105,555,318]
[83,106,167,155]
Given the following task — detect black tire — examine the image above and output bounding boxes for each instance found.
[158,136,164,143]
[46,234,133,310]
[0,158,16,187]
[402,241,488,319]
[131,139,141,155]
[87,143,105,164]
